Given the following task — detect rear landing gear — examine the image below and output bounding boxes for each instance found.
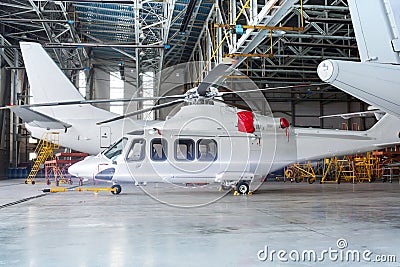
[236,181,250,195]
[111,184,122,195]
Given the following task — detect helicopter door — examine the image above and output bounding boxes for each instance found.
[100,126,111,148]
[249,136,262,171]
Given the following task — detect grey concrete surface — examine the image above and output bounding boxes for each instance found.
[0,179,399,267]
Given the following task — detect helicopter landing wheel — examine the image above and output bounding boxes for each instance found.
[111,184,122,195]
[236,181,249,195]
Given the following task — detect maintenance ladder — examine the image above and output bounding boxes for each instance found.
[26,132,60,184]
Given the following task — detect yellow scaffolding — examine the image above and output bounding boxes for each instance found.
[320,157,336,183]
[26,132,60,185]
[337,156,356,183]
[320,157,350,184]
[321,153,382,184]
[352,155,373,182]
[285,161,317,184]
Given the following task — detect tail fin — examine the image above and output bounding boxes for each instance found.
[20,42,84,104]
[20,42,113,120]
[349,0,400,64]
[367,113,400,145]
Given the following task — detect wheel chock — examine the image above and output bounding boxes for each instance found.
[248,191,253,195]
[25,179,36,185]
[233,191,240,196]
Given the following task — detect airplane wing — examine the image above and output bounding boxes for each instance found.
[374,141,400,148]
[320,110,385,120]
[8,106,72,129]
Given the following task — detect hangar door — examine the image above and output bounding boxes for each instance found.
[100,126,111,148]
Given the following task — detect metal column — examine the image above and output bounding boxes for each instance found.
[12,49,18,167]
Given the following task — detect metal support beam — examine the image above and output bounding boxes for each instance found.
[12,49,18,167]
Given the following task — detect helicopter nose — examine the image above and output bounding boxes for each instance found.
[68,155,112,180]
[68,160,86,177]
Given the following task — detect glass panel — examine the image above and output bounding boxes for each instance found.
[103,137,128,160]
[151,138,167,161]
[78,70,86,97]
[126,139,146,161]
[175,139,195,161]
[110,71,124,115]
[197,139,218,161]
[142,71,154,120]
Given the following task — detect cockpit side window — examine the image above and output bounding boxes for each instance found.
[103,137,128,160]
[151,138,167,161]
[175,139,195,161]
[126,139,146,162]
[197,139,218,161]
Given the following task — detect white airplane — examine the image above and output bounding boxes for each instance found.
[317,0,400,117]
[2,42,167,155]
[68,86,400,195]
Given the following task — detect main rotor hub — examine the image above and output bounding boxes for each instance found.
[204,87,220,98]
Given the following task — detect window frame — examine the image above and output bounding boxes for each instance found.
[196,139,218,162]
[174,138,195,161]
[125,138,146,162]
[103,137,128,160]
[150,138,168,161]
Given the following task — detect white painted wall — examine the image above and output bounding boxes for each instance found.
[93,68,110,111]
[124,77,138,118]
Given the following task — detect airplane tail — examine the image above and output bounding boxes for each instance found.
[20,42,112,120]
[348,0,400,64]
[20,42,84,104]
[366,113,400,146]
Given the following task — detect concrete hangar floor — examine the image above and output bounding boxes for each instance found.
[0,179,399,266]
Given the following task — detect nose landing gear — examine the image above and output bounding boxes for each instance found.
[111,184,122,195]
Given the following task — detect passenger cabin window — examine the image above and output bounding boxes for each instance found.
[175,139,195,161]
[126,139,146,161]
[103,137,128,160]
[197,139,217,161]
[151,138,167,161]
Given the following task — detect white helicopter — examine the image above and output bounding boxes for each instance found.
[318,0,400,118]
[4,42,329,186]
[68,80,400,195]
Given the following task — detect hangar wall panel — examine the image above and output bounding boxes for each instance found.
[94,68,110,111]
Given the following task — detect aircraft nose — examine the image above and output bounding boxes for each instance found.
[68,161,85,177]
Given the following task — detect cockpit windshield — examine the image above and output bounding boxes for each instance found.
[103,137,128,160]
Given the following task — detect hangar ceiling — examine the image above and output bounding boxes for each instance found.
[0,1,353,73]
[0,0,362,122]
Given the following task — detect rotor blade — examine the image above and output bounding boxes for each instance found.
[197,64,231,96]
[212,98,253,111]
[96,99,185,125]
[0,95,185,110]
[219,83,326,96]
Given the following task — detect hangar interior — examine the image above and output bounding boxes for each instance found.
[1,1,400,266]
[0,0,379,172]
